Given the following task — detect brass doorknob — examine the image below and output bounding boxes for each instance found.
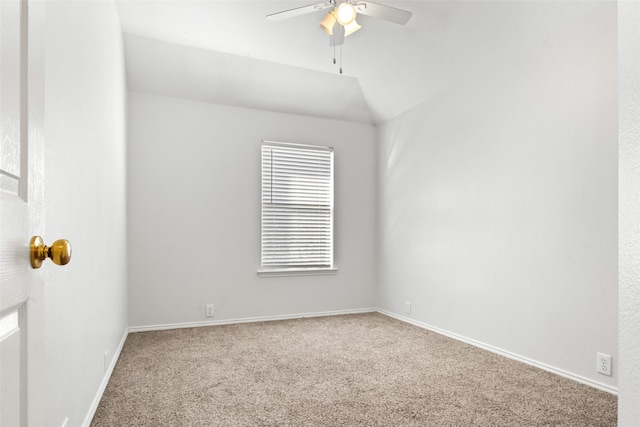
[30,236,72,269]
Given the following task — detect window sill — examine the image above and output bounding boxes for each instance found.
[257,267,338,278]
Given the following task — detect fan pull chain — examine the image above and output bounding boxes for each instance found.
[333,40,336,64]
[339,44,343,74]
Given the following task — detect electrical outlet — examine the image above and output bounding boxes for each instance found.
[206,304,214,318]
[405,301,411,315]
[596,352,612,376]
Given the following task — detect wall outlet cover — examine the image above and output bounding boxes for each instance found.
[596,352,612,376]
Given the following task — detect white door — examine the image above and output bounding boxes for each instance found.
[0,0,46,425]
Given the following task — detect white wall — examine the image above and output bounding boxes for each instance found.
[619,1,640,423]
[127,93,377,328]
[44,1,128,426]
[377,3,617,390]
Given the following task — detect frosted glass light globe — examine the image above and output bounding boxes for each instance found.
[336,3,356,25]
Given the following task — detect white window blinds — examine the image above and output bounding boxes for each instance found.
[261,141,334,270]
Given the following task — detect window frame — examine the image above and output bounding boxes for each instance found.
[257,140,337,277]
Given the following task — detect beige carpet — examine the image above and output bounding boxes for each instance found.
[91,313,617,426]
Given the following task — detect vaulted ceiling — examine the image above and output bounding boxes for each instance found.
[116,1,607,124]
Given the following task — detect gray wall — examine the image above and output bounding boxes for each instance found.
[127,92,377,329]
[376,4,617,390]
[44,2,128,426]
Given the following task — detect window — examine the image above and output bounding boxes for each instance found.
[259,141,335,276]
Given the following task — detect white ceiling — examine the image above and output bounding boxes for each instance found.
[116,1,608,124]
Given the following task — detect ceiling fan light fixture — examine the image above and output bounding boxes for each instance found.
[319,11,337,35]
[343,19,361,37]
[336,3,356,25]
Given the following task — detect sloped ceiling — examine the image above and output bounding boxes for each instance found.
[117,1,608,124]
[123,34,373,123]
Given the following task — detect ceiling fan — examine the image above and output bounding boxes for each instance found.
[266,0,412,47]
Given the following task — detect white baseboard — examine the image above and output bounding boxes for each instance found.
[128,307,377,333]
[377,309,618,395]
[82,327,129,427]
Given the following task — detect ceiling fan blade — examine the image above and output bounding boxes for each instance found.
[330,24,345,46]
[354,1,412,25]
[266,2,333,22]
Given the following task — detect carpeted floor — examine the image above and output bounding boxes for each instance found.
[91,313,617,426]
